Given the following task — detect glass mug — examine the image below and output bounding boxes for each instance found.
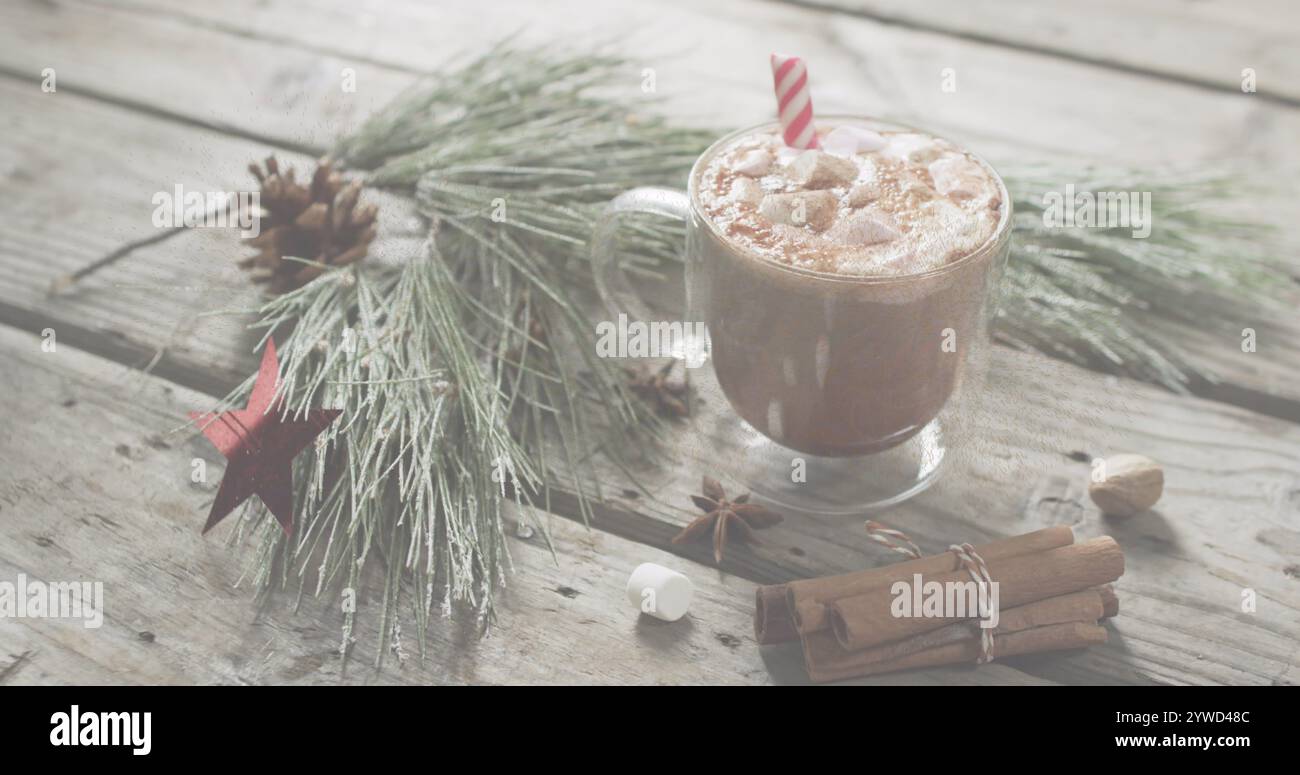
[591,116,1011,514]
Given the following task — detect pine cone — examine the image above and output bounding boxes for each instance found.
[240,156,378,293]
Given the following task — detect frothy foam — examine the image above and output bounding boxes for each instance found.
[696,123,1003,276]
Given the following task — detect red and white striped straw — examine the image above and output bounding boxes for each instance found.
[770,53,820,150]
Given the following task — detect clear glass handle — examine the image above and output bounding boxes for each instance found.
[590,186,690,324]
[590,187,708,367]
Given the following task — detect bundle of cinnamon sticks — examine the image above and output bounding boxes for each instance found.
[753,527,1124,682]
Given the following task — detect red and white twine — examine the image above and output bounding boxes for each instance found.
[864,522,998,664]
[947,542,997,663]
[865,520,922,559]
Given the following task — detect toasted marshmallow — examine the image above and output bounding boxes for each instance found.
[827,208,901,246]
[734,149,773,177]
[883,133,944,164]
[775,145,803,165]
[845,181,881,208]
[928,154,986,201]
[822,125,888,157]
[759,190,838,231]
[696,123,1003,277]
[787,150,858,190]
[729,176,764,205]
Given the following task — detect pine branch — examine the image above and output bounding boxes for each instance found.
[224,46,705,661]
[999,164,1293,389]
[214,44,1291,660]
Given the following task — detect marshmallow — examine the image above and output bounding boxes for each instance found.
[775,145,803,165]
[924,197,990,254]
[909,145,946,166]
[845,181,881,208]
[822,125,887,157]
[759,190,838,231]
[734,149,773,177]
[729,177,764,206]
[906,186,937,206]
[787,150,858,189]
[883,133,943,164]
[626,562,693,622]
[698,126,1001,278]
[928,154,985,201]
[828,209,901,246]
[821,129,858,158]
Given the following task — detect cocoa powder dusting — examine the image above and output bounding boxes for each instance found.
[695,123,1003,277]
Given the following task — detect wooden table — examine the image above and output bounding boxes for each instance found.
[2,0,1297,685]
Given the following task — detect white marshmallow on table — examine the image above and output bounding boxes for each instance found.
[734,149,773,177]
[626,562,694,622]
[822,125,887,157]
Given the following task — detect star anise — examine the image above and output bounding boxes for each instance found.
[672,476,783,564]
[626,360,690,418]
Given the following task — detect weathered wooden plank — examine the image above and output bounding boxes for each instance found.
[1,0,410,154]
[0,1,1297,687]
[777,0,1300,104]
[0,324,1053,685]
[0,78,432,396]
[0,112,262,396]
[547,352,1300,686]
[5,0,1299,417]
[63,0,1300,165]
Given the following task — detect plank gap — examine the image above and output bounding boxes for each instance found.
[0,63,324,158]
[771,0,1300,110]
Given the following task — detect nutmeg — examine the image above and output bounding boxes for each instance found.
[1088,454,1164,517]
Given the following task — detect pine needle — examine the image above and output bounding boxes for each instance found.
[225,45,704,661]
[1000,164,1293,388]
[215,45,1291,660]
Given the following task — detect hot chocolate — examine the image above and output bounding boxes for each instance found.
[688,121,1009,457]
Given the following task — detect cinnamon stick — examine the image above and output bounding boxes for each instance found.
[1098,583,1119,618]
[755,585,800,644]
[804,588,1105,672]
[828,536,1123,652]
[752,525,1075,644]
[889,583,1117,659]
[806,620,1108,683]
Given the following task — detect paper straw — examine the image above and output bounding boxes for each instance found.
[770,53,820,149]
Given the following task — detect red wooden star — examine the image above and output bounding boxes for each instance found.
[189,339,340,535]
